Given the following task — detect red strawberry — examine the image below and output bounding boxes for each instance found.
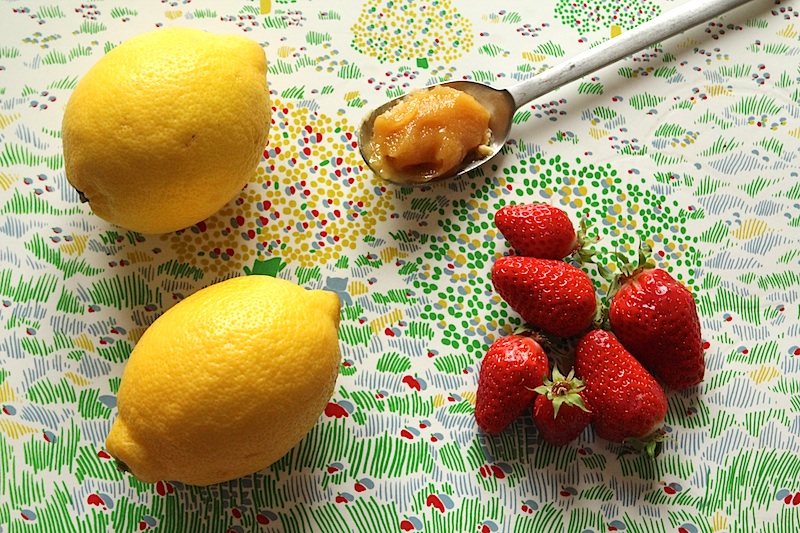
[491,256,597,338]
[475,331,550,434]
[495,203,578,259]
[575,329,668,449]
[607,250,704,390]
[532,367,592,446]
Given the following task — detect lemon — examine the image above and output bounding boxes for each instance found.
[105,275,341,486]
[62,28,271,234]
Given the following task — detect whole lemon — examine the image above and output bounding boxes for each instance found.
[62,28,271,234]
[105,275,341,486]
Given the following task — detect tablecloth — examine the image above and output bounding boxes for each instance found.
[1,0,799,532]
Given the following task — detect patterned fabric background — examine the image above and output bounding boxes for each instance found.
[1,0,799,532]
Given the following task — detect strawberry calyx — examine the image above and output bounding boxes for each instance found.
[595,237,657,329]
[511,324,550,347]
[572,217,599,265]
[617,429,670,459]
[532,367,590,418]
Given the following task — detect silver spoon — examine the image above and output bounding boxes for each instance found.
[358,0,756,186]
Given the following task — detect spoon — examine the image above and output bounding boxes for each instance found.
[358,0,756,185]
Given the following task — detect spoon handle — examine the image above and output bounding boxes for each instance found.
[507,0,757,109]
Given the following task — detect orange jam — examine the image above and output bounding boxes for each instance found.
[369,85,492,183]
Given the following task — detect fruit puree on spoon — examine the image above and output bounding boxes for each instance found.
[367,85,493,184]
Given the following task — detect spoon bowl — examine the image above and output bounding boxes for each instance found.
[357,0,756,186]
[358,82,515,186]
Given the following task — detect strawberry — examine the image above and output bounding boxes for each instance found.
[491,256,597,338]
[574,329,668,447]
[495,203,578,260]
[475,331,550,434]
[607,247,704,390]
[532,367,592,446]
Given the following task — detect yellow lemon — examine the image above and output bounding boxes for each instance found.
[105,275,341,486]
[62,28,271,234]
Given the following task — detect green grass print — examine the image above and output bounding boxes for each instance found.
[21,422,80,475]
[727,340,780,365]
[4,470,47,507]
[0,145,64,171]
[513,503,564,532]
[619,452,697,481]
[703,448,800,520]
[695,109,733,130]
[747,41,790,54]
[534,40,565,57]
[2,190,80,216]
[77,20,107,34]
[592,106,617,121]
[578,484,614,502]
[319,11,341,20]
[757,136,784,155]
[110,7,138,18]
[417,497,504,532]
[699,136,740,157]
[339,387,434,419]
[739,175,781,197]
[48,75,78,90]
[0,46,21,58]
[35,5,65,18]
[568,508,607,533]
[305,31,331,45]
[743,409,790,437]
[478,43,505,57]
[406,321,434,340]
[73,445,125,484]
[341,302,364,321]
[578,82,603,95]
[26,378,77,404]
[698,220,729,244]
[375,351,412,373]
[654,66,678,78]
[730,94,782,115]
[653,123,686,137]
[371,289,415,305]
[694,175,729,196]
[338,323,372,346]
[718,63,752,77]
[97,341,133,364]
[665,396,710,430]
[470,70,496,83]
[41,49,67,65]
[156,259,205,282]
[629,93,666,110]
[439,441,467,472]
[757,270,800,291]
[193,8,217,18]
[264,15,290,29]
[68,44,93,61]
[281,85,305,98]
[85,273,162,310]
[0,269,58,303]
[697,287,761,326]
[268,420,434,482]
[433,353,473,375]
[20,332,74,357]
[25,234,102,280]
[77,388,112,419]
[295,265,322,284]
